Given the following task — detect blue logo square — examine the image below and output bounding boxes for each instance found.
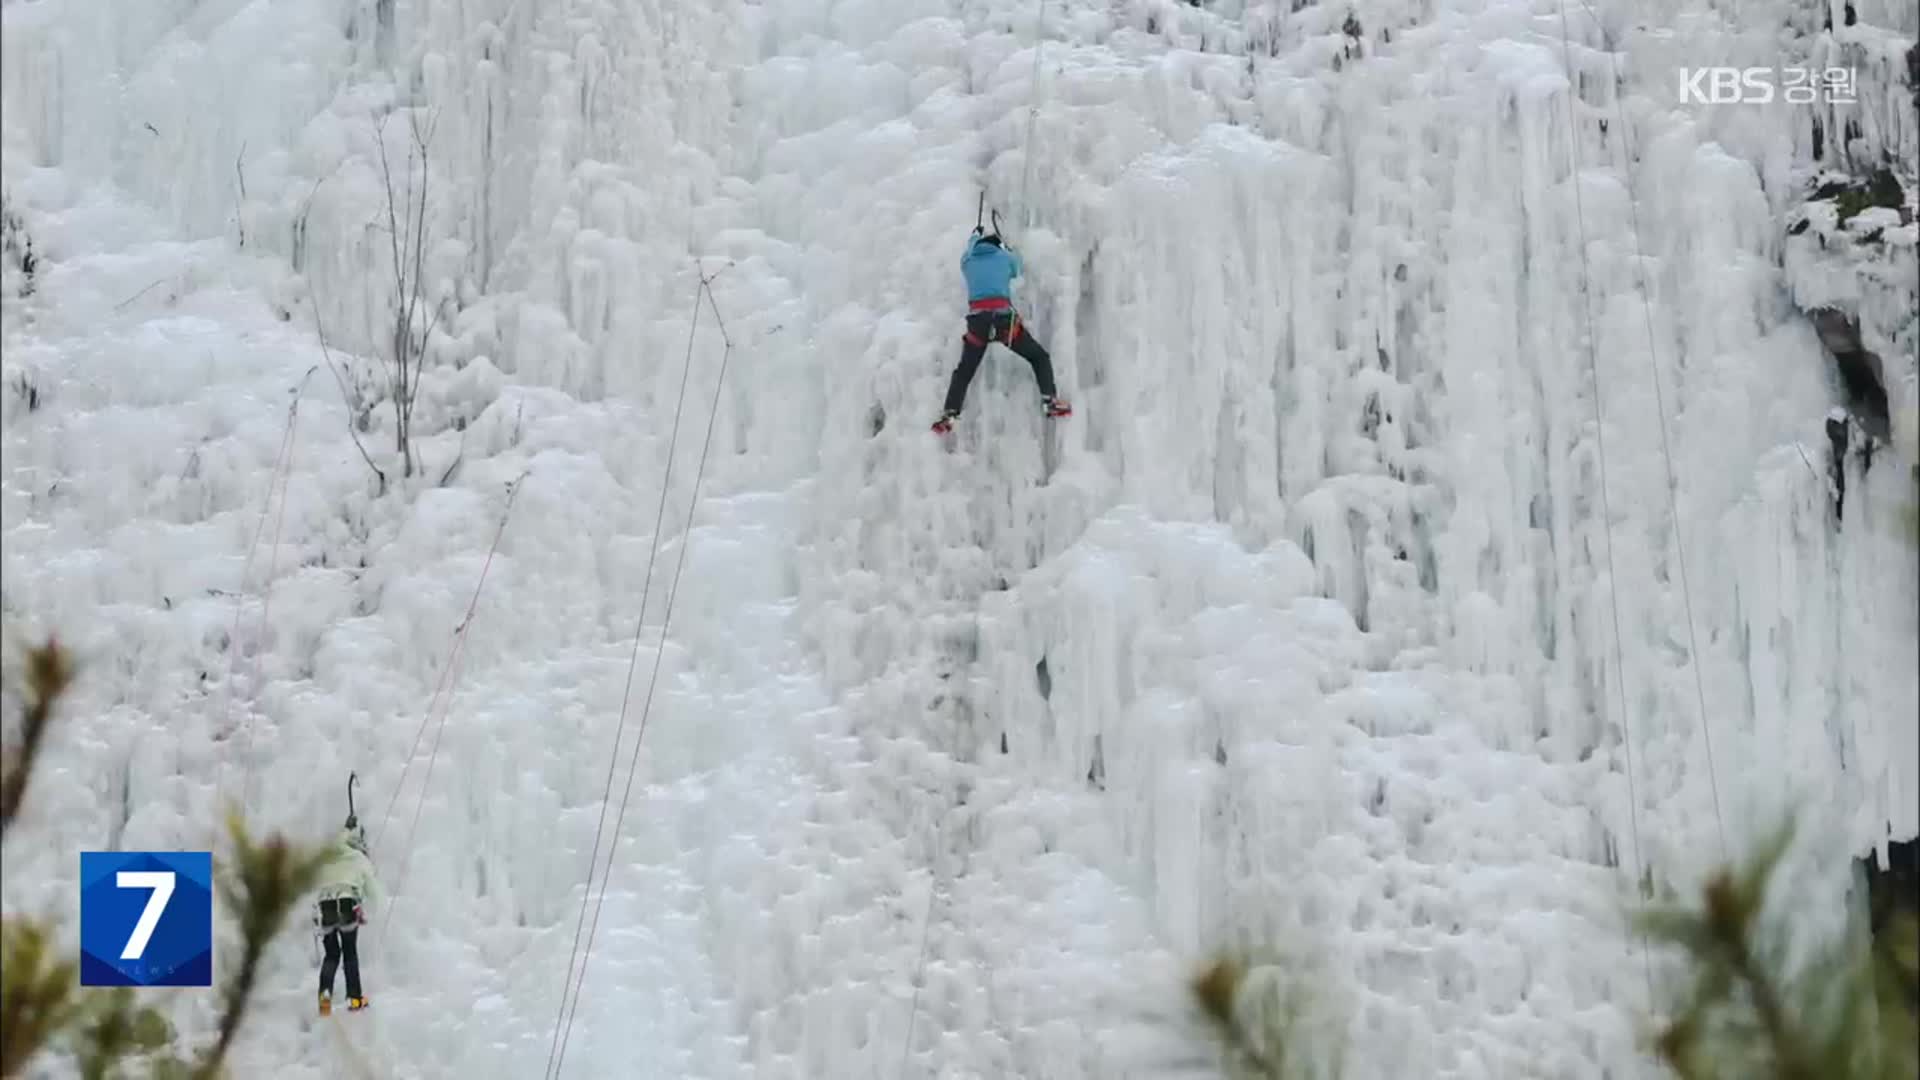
[79,852,213,987]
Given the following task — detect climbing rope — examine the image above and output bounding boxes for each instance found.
[894,736,962,1078]
[371,631,464,854]
[895,10,1058,1070]
[1585,9,1730,864]
[218,366,317,824]
[380,471,531,933]
[545,268,737,1080]
[1015,0,1051,230]
[1554,0,1655,1003]
[236,397,308,811]
[216,405,292,743]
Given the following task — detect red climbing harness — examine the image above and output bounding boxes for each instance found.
[963,311,1021,348]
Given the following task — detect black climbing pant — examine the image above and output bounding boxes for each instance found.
[320,928,362,999]
[942,309,1057,415]
[317,895,363,999]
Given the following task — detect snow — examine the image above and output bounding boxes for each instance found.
[3,0,1916,1078]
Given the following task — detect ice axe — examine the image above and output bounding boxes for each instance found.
[976,190,985,232]
[344,772,358,829]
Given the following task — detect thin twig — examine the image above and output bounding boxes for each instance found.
[234,142,248,248]
[310,293,387,493]
[399,108,441,478]
[375,115,408,442]
[113,279,170,312]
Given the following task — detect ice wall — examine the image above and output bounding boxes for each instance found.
[4,0,1916,1077]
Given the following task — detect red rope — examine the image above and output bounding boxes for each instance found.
[372,633,463,852]
[384,620,475,905]
[213,395,301,826]
[236,398,305,807]
[544,283,704,1080]
[548,272,735,1078]
[218,412,294,740]
[379,472,530,930]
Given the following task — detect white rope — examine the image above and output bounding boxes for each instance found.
[1586,10,1729,865]
[894,834,945,1079]
[546,270,737,1080]
[1015,0,1050,230]
[1554,0,1655,1005]
[897,9,1054,1073]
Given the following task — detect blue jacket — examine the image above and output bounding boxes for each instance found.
[961,233,1022,307]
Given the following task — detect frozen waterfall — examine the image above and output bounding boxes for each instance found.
[3,0,1914,1077]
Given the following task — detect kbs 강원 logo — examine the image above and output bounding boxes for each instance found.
[79,852,213,987]
[1677,66,1858,105]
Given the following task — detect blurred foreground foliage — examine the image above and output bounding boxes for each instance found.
[2,638,330,1079]
[1191,819,1917,1079]
[1640,822,1917,1080]
[1191,949,1346,1080]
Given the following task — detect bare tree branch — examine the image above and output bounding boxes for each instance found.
[405,127,431,474]
[310,293,387,495]
[375,116,404,313]
[291,176,325,273]
[360,106,443,480]
[233,142,248,249]
[374,116,411,445]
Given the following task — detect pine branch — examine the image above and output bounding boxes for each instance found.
[1192,955,1286,1078]
[1188,948,1345,1080]
[3,630,329,1079]
[68,987,172,1080]
[0,917,78,1078]
[195,814,329,1077]
[1,639,74,839]
[1639,818,1918,1080]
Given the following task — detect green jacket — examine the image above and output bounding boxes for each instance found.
[314,832,383,911]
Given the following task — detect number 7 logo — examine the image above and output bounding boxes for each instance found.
[80,851,213,987]
[115,871,176,960]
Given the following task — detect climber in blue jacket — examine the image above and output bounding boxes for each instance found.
[932,227,1072,434]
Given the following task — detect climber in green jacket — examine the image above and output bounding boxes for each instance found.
[313,814,383,1016]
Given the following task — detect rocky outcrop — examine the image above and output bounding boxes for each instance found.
[1,189,36,300]
[1810,304,1893,441]
[1909,42,1918,112]
[1783,163,1916,519]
